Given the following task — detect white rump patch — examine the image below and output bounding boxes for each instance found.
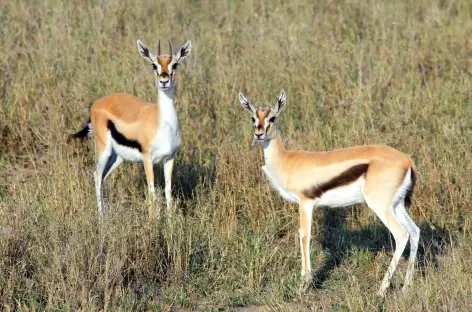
[393,168,412,208]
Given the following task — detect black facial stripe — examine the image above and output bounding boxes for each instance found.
[107,120,142,152]
[102,148,118,181]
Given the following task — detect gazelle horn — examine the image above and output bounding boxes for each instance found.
[168,40,173,56]
[157,40,161,56]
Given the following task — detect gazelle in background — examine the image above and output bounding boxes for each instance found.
[71,39,191,219]
[239,90,420,296]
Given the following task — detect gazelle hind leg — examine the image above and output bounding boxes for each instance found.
[363,193,409,296]
[95,148,123,218]
[394,201,420,289]
[94,136,107,218]
[95,151,110,218]
[103,152,123,182]
[94,135,122,218]
[94,170,103,217]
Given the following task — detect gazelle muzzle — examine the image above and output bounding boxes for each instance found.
[158,73,171,89]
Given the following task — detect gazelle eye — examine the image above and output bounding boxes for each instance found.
[251,117,256,123]
[269,116,276,123]
[172,63,178,70]
[152,64,157,70]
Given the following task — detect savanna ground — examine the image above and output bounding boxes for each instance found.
[1,0,471,311]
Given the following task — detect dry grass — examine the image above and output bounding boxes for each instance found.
[1,0,471,310]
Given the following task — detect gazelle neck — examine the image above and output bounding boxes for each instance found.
[157,87,178,123]
[157,87,175,106]
[262,134,287,168]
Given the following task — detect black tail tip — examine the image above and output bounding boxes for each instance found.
[68,119,91,142]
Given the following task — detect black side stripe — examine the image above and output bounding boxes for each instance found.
[302,164,369,199]
[102,148,118,181]
[107,120,142,152]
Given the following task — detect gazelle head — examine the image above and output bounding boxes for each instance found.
[239,89,287,142]
[137,39,192,91]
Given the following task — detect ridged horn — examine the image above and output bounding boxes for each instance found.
[157,40,161,56]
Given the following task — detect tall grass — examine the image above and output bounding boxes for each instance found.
[1,0,471,310]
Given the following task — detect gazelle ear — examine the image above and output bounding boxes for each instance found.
[276,89,286,113]
[239,92,256,113]
[137,40,154,63]
[175,40,192,63]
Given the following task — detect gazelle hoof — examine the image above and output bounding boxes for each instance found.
[401,283,410,293]
[378,288,387,297]
[299,276,311,295]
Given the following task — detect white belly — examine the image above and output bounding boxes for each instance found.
[108,123,180,164]
[317,177,366,208]
[261,166,299,204]
[113,142,143,162]
[108,131,143,162]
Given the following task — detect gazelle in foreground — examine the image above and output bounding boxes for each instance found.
[71,39,191,218]
[239,90,420,296]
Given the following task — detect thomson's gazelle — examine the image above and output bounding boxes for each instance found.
[71,39,191,218]
[239,90,420,296]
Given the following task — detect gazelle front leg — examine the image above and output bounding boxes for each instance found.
[298,200,314,292]
[143,153,157,218]
[163,156,175,219]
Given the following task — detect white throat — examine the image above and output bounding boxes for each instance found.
[260,135,298,203]
[148,85,181,162]
[262,138,278,167]
[157,87,178,124]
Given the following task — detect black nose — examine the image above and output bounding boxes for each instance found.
[255,133,263,138]
[159,73,170,83]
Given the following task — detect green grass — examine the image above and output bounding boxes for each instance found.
[1,0,471,310]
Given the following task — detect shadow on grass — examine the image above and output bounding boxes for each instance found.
[151,152,217,213]
[310,208,452,289]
